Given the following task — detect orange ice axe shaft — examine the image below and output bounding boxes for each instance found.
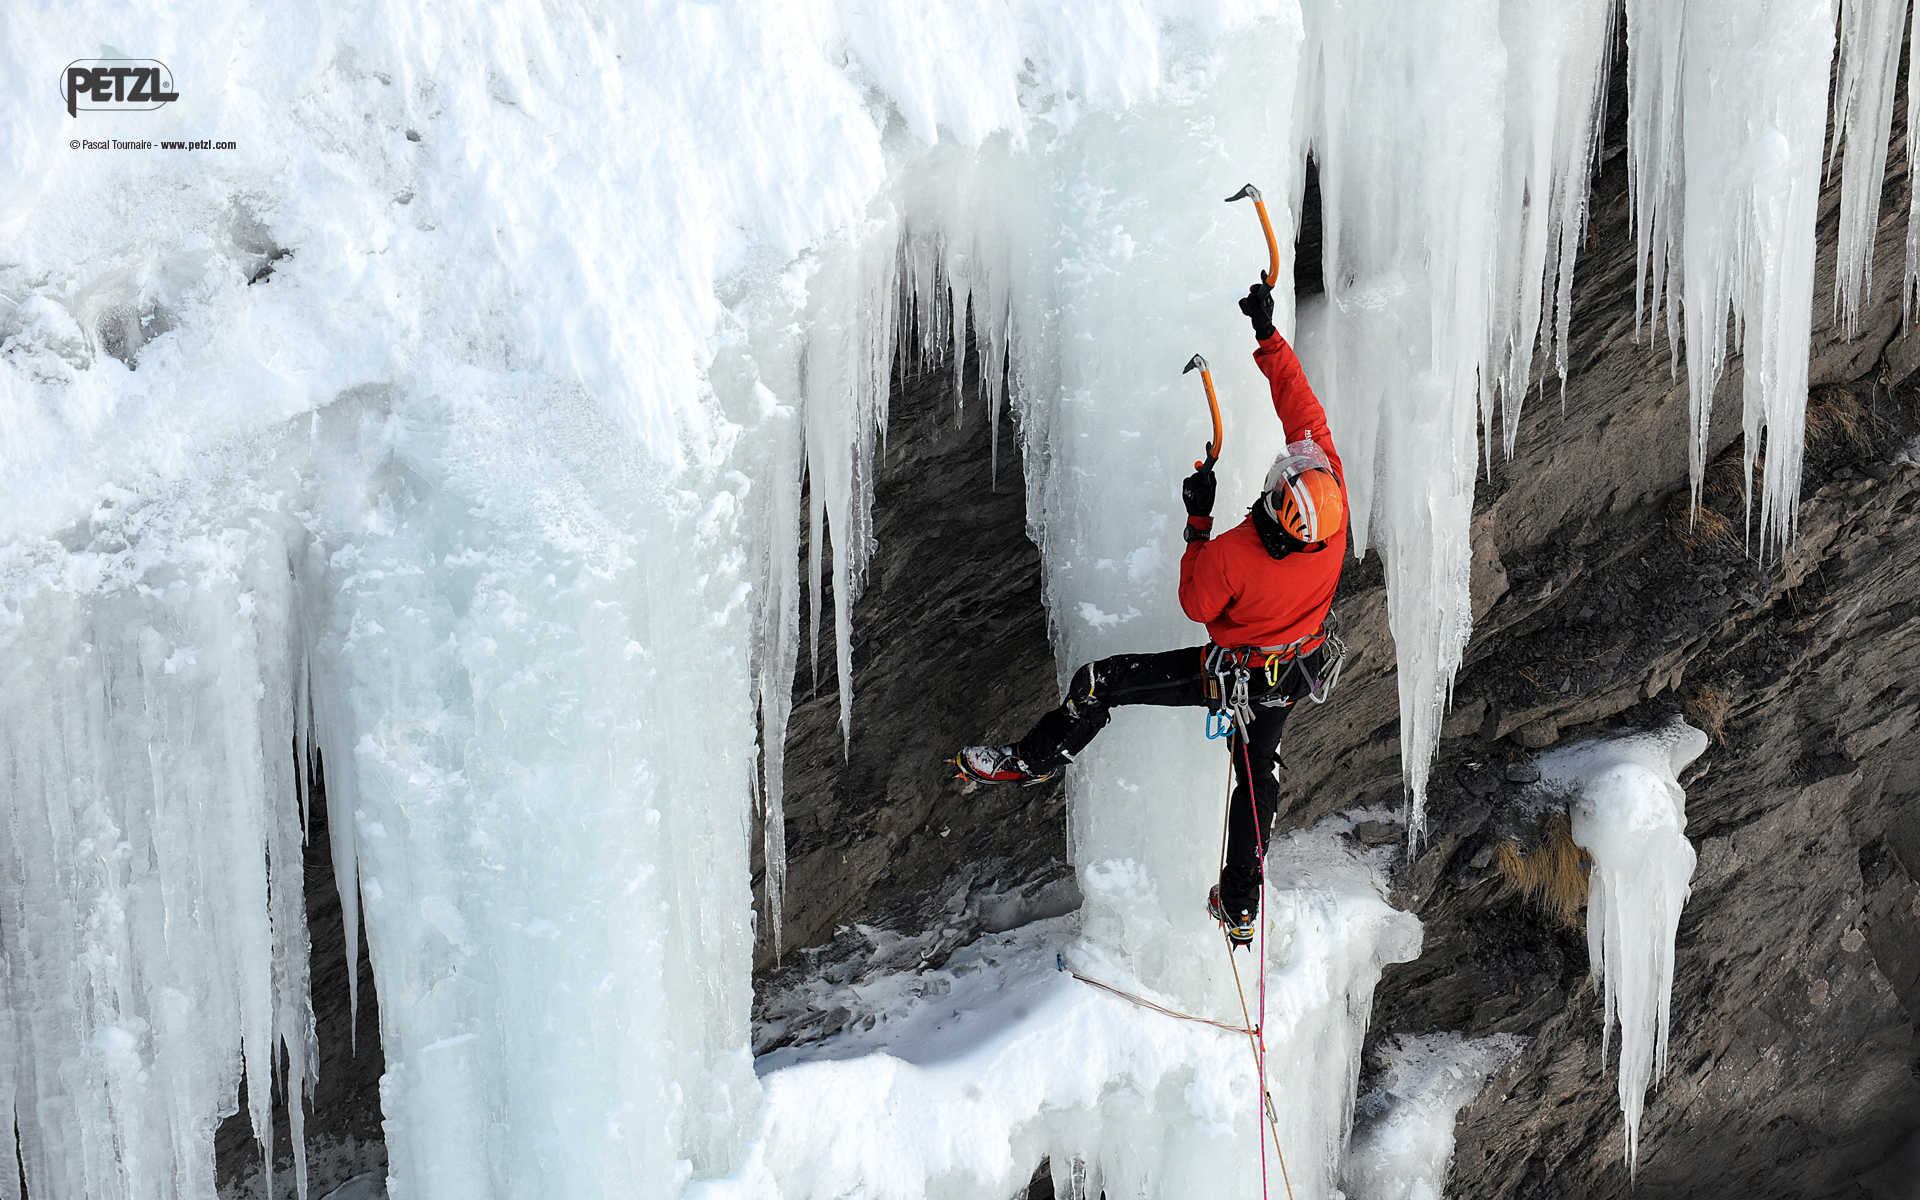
[1225,183,1281,288]
[1183,354,1222,470]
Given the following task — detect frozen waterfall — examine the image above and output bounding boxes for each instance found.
[0,1,1895,1198]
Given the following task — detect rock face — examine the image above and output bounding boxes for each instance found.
[1365,51,1920,1198]
[766,47,1920,1200]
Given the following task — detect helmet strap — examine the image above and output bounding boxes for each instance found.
[1249,498,1312,561]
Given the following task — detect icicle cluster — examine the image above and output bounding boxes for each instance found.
[0,502,316,1200]
[1629,0,1840,554]
[1293,0,1615,836]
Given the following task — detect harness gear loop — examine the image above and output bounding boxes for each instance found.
[1229,666,1254,735]
[1308,629,1347,704]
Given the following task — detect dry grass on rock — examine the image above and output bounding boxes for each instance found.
[1494,812,1590,931]
[1685,677,1739,745]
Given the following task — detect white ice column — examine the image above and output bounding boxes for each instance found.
[299,389,760,1200]
[1540,722,1708,1179]
[993,27,1303,1005]
[1295,0,1507,838]
[1296,0,1615,834]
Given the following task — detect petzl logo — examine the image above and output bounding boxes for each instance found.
[62,60,178,118]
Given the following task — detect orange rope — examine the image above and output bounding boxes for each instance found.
[1059,961,1255,1037]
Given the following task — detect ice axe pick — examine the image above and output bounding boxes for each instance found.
[1225,183,1281,288]
[1183,354,1222,471]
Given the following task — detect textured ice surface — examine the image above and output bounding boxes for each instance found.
[1538,721,1709,1178]
[0,490,316,1200]
[1342,1032,1528,1200]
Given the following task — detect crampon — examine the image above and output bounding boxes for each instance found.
[1207,884,1255,948]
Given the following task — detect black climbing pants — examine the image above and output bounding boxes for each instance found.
[1014,643,1329,920]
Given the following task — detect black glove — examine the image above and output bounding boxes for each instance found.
[1238,281,1276,341]
[1182,466,1216,517]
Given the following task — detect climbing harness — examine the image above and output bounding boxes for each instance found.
[1201,612,1348,744]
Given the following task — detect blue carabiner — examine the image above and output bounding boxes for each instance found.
[1206,710,1236,740]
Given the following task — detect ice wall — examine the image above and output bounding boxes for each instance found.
[3,3,1315,1199]
[0,501,314,1200]
[0,2,1898,1200]
[1,1,837,1194]
[1538,722,1709,1178]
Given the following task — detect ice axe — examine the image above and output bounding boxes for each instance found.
[1183,354,1222,470]
[1225,183,1281,288]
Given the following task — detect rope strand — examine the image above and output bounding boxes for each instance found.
[1058,958,1256,1037]
[1235,721,1296,1200]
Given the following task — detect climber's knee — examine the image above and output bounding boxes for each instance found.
[1063,662,1103,718]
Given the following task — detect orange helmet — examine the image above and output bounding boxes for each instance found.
[1261,441,1344,544]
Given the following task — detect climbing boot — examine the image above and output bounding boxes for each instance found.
[953,745,1058,785]
[1208,885,1255,948]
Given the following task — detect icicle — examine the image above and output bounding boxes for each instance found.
[800,215,902,751]
[1488,1,1617,456]
[1832,0,1909,339]
[1625,0,1688,370]
[751,374,806,962]
[1540,722,1706,1180]
[1626,0,1838,553]
[299,534,364,1050]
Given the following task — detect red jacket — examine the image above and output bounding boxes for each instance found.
[1178,331,1346,649]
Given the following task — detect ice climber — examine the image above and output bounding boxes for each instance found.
[954,280,1348,947]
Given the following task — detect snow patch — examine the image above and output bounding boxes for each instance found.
[724,819,1417,1200]
[1343,1032,1528,1200]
